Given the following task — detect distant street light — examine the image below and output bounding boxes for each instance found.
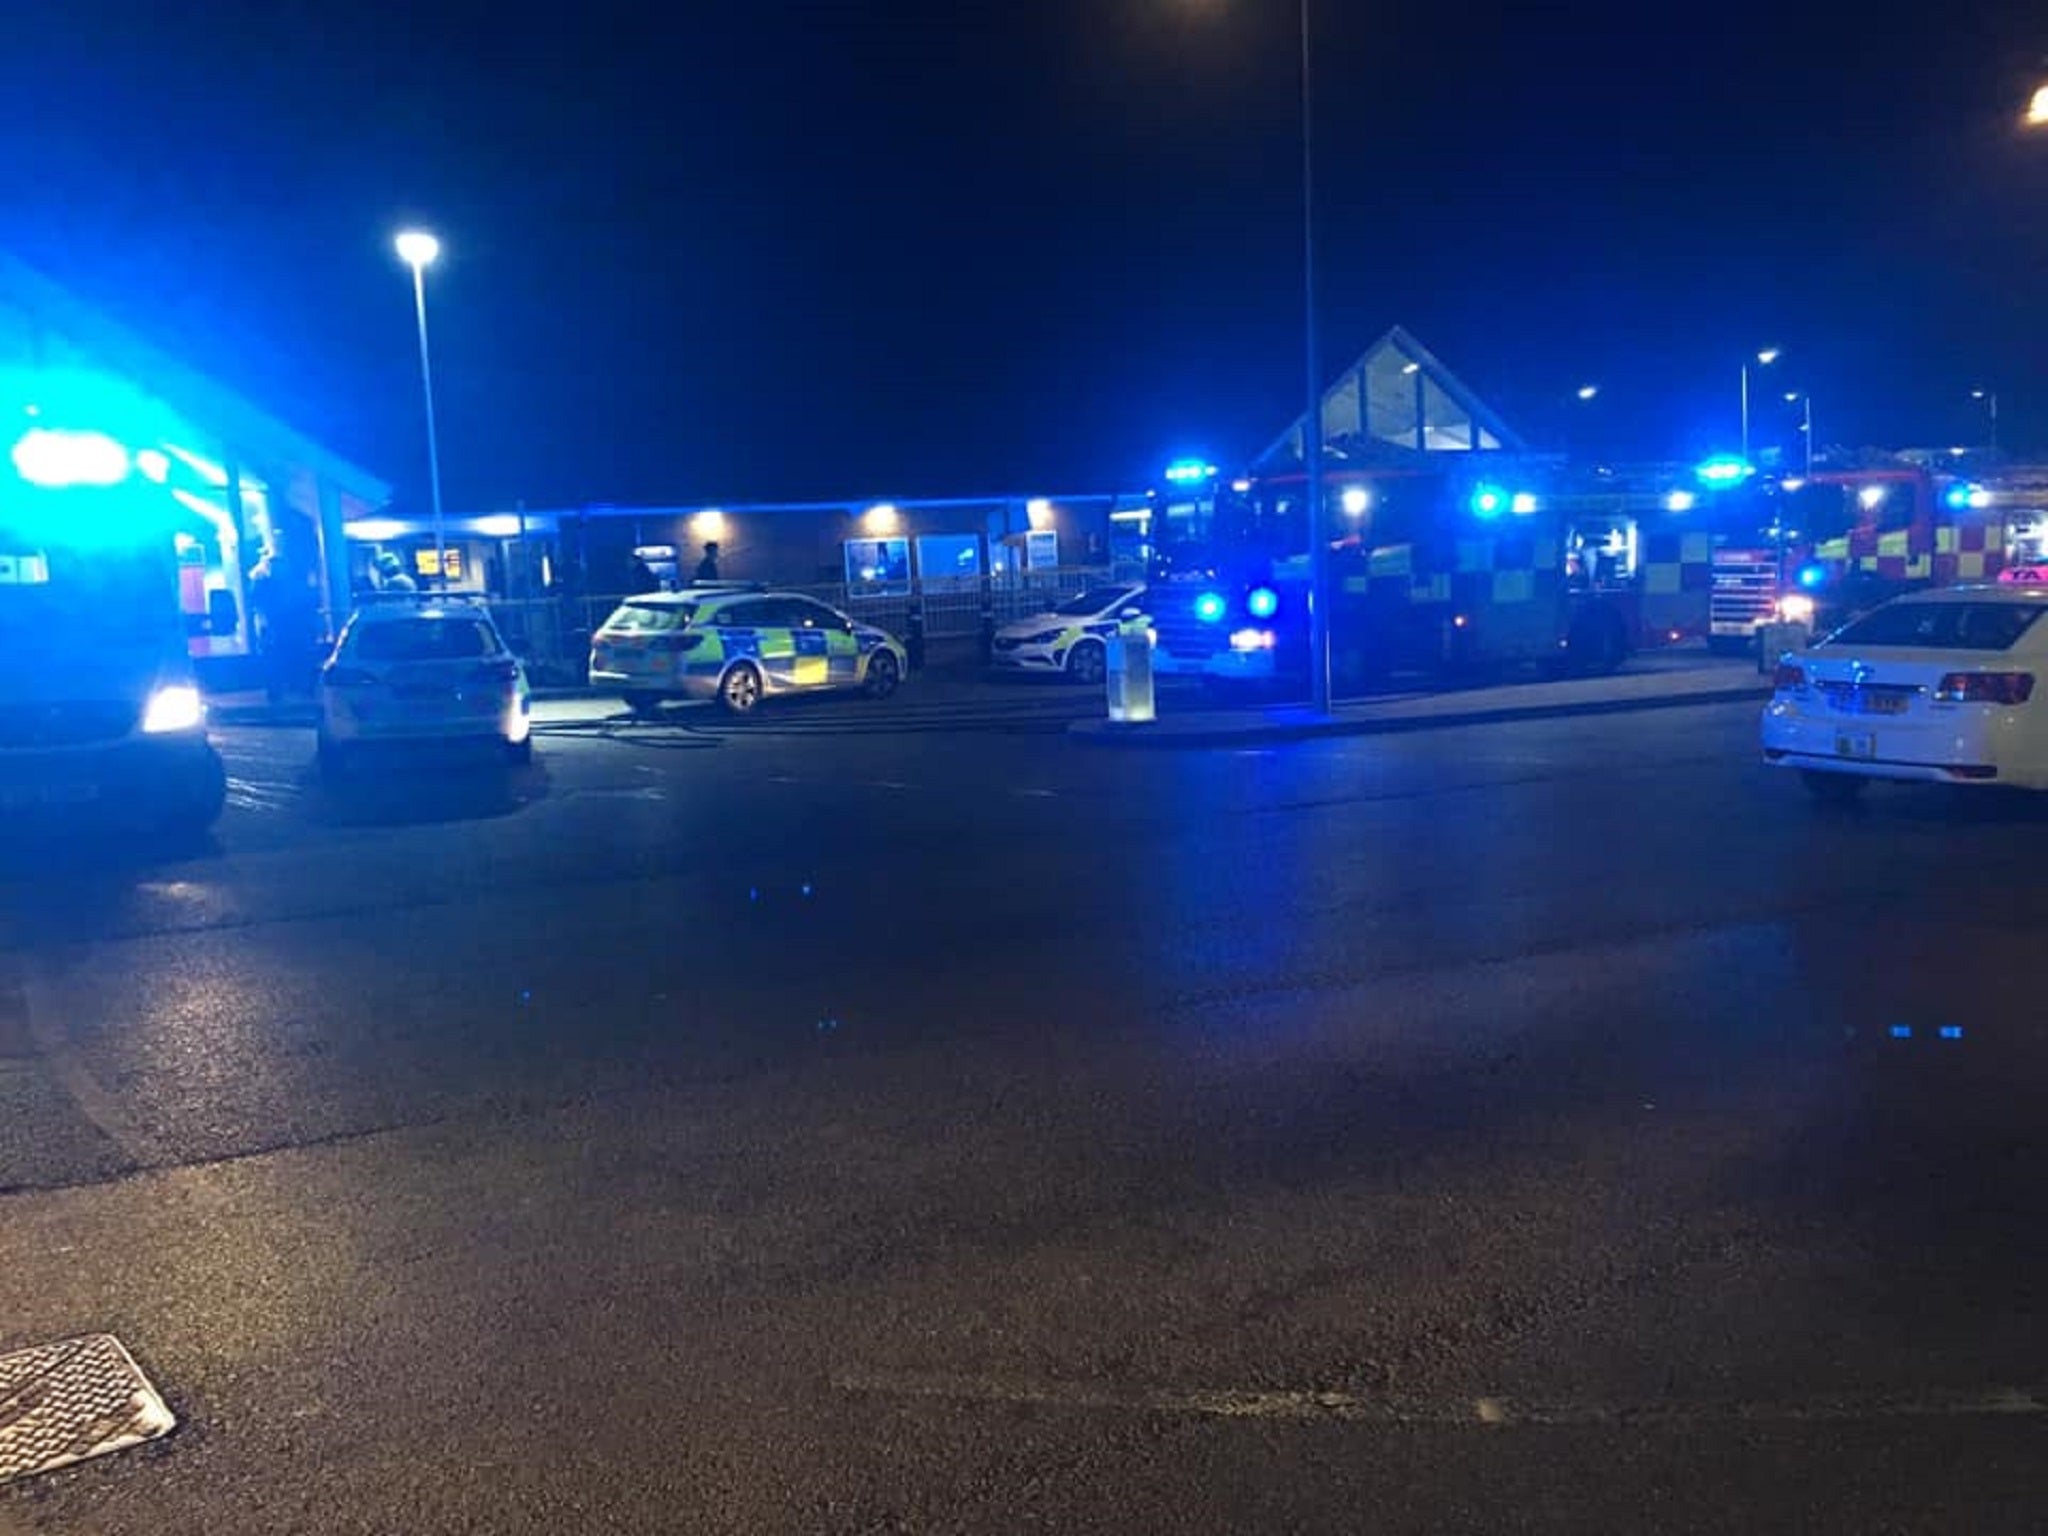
[1575,384,1599,401]
[2028,84,2048,126]
[1971,388,2000,454]
[1782,390,1814,478]
[1740,347,1780,462]
[394,229,447,582]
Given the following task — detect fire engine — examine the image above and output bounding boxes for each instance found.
[1143,458,1712,692]
[1704,459,2041,650]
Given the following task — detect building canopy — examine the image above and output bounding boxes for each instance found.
[1256,324,1526,472]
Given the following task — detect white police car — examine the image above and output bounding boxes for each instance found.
[1761,585,2048,800]
[589,587,907,716]
[317,598,533,773]
[989,583,1147,685]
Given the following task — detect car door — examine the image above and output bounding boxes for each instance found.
[711,598,778,679]
[787,598,858,688]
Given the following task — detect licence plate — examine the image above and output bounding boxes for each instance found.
[1834,731,1876,760]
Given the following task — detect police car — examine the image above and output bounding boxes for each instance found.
[317,597,534,773]
[1762,585,2048,800]
[589,587,908,716]
[989,583,1146,685]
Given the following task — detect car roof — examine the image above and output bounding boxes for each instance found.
[1889,583,2048,606]
[349,597,496,624]
[619,587,827,611]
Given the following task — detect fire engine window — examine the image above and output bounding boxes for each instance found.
[1569,519,1636,586]
[1782,483,1854,542]
[2005,511,2048,567]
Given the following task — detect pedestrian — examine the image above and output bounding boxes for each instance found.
[694,541,721,584]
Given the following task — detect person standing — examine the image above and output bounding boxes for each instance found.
[694,541,721,584]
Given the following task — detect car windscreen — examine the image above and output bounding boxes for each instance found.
[351,618,501,663]
[1824,602,2045,652]
[604,601,696,633]
[1054,586,1131,617]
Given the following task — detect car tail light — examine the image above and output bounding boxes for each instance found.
[1933,671,2035,705]
[322,666,377,689]
[1772,661,1806,691]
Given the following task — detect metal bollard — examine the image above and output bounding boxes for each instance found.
[1105,617,1156,724]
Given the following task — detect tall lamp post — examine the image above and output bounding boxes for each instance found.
[1740,347,1779,462]
[1971,389,1999,455]
[1177,0,1326,707]
[1294,0,1330,712]
[1783,390,1814,477]
[394,229,447,584]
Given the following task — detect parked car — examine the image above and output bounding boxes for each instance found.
[589,587,908,715]
[317,597,534,774]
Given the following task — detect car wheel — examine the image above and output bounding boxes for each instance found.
[719,662,764,715]
[1566,611,1627,676]
[1067,639,1107,687]
[316,732,351,780]
[622,691,663,719]
[865,650,901,699]
[1800,770,1867,805]
[505,736,534,766]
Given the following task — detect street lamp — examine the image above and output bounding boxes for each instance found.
[1575,384,1599,402]
[394,229,446,583]
[2027,84,2048,126]
[1782,390,1814,478]
[1740,347,1779,462]
[1186,0,1325,708]
[1971,388,1999,454]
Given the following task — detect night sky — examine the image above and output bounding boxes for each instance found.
[2,1,2043,512]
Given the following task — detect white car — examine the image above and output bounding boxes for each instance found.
[1761,585,2048,800]
[317,598,533,774]
[989,583,1146,685]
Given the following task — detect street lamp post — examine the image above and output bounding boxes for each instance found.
[1783,390,1814,478]
[394,229,446,584]
[1740,347,1779,462]
[1296,0,1330,713]
[1972,389,1999,454]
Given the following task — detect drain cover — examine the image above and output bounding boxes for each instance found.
[0,1335,175,1485]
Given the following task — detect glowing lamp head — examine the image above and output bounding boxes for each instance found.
[1576,385,1598,401]
[1245,586,1279,620]
[2028,85,2048,126]
[395,230,441,269]
[1663,490,1698,513]
[1193,591,1227,624]
[1756,347,1781,366]
[1340,486,1370,517]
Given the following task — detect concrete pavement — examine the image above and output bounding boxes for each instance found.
[3,696,2047,1531]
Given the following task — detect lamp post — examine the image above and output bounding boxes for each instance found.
[1740,347,1779,463]
[394,229,446,584]
[1294,0,1329,712]
[1971,389,1999,454]
[1782,390,1814,478]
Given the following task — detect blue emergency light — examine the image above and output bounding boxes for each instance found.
[1797,563,1826,590]
[1246,586,1279,620]
[1469,484,1507,519]
[1194,591,1227,623]
[1694,454,1755,487]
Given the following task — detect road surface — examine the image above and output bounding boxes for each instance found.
[3,684,2045,1532]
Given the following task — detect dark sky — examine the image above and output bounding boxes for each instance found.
[1,1,2044,512]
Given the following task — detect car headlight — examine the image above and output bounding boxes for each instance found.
[1229,627,1277,652]
[1775,594,1816,625]
[1028,629,1064,645]
[141,683,205,735]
